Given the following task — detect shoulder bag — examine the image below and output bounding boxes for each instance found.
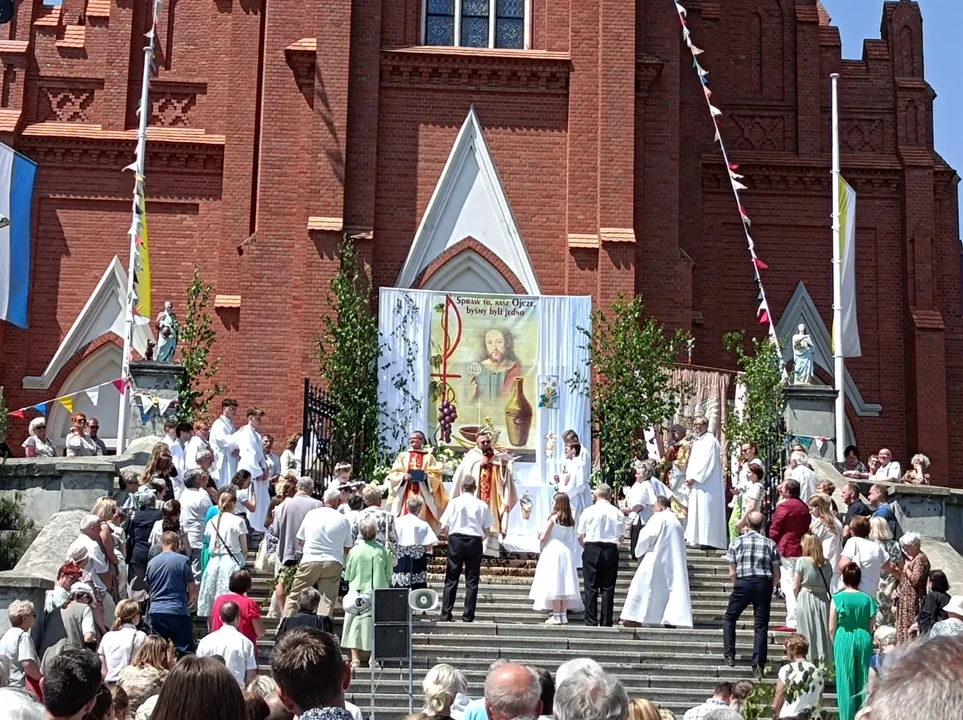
[211,512,243,568]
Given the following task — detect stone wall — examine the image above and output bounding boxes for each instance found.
[0,458,118,526]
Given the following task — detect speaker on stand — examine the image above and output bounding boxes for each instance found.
[372,588,411,718]
[370,587,441,717]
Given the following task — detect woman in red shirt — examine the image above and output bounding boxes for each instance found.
[209,569,265,644]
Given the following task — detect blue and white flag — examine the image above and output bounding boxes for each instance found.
[0,143,37,329]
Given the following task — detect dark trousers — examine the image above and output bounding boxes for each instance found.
[149,612,196,656]
[723,576,773,668]
[582,542,619,626]
[442,534,483,622]
[629,520,642,564]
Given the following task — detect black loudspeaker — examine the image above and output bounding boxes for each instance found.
[0,1,13,25]
[373,588,410,661]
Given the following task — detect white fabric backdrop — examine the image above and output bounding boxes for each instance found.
[379,288,592,552]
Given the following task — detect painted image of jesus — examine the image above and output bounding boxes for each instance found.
[469,327,523,402]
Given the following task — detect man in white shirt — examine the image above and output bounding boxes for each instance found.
[577,483,624,627]
[196,601,257,688]
[786,450,818,503]
[872,448,902,482]
[287,487,353,618]
[178,469,213,581]
[67,516,115,626]
[169,422,195,494]
[439,476,493,623]
[682,682,733,720]
[186,421,211,470]
[161,421,177,448]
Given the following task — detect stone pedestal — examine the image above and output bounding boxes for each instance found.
[784,384,838,461]
[127,361,186,442]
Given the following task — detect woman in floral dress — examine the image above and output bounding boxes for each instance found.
[870,516,902,626]
[894,532,930,644]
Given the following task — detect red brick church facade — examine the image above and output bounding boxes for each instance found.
[0,1,958,482]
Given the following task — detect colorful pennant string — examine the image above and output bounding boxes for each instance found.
[5,378,124,417]
[673,1,778,342]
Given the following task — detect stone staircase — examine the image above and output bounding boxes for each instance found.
[225,546,837,719]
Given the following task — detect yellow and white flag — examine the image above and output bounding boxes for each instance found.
[834,176,860,357]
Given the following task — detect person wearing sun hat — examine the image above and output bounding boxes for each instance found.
[929,595,963,638]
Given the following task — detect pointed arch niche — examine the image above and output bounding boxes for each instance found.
[397,106,539,295]
[47,343,123,454]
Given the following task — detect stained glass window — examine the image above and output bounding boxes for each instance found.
[423,0,526,49]
[495,0,523,49]
[426,0,455,46]
[461,0,490,48]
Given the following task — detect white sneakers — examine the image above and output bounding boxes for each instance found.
[545,613,569,625]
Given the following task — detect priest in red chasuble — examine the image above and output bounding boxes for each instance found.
[387,430,449,531]
[450,432,518,554]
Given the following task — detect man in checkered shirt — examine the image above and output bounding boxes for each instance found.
[722,511,781,673]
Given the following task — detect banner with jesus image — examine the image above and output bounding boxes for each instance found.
[429,293,539,454]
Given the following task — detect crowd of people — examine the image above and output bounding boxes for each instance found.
[4,399,959,720]
[720,443,960,720]
[2,629,962,720]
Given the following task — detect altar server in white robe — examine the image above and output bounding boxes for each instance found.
[683,416,728,550]
[556,440,592,523]
[621,496,693,628]
[624,459,673,562]
[234,407,269,532]
[210,398,239,489]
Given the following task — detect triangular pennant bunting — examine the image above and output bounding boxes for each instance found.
[754,258,768,270]
[33,403,47,414]
[157,398,173,415]
[10,410,25,419]
[85,387,100,406]
[731,179,747,192]
[59,396,74,413]
[709,104,722,118]
[112,379,126,394]
[758,310,770,325]
[689,44,704,55]
[675,2,687,16]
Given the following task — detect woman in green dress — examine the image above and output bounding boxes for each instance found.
[794,533,834,669]
[342,515,394,669]
[831,561,878,720]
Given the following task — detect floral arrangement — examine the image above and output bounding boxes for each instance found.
[427,444,460,479]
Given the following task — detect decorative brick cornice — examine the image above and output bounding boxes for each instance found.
[19,124,225,174]
[600,227,636,244]
[307,216,342,232]
[567,233,599,249]
[701,155,902,196]
[380,46,571,95]
[911,309,944,331]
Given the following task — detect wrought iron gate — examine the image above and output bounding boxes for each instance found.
[301,378,338,494]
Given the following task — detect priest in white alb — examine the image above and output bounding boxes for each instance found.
[234,407,269,532]
[620,496,693,628]
[210,398,239,489]
[450,431,518,555]
[386,430,449,531]
[683,416,728,549]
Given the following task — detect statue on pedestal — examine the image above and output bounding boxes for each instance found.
[155,301,179,363]
[791,323,814,385]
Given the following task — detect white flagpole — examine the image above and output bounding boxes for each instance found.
[117,8,160,453]
[831,73,845,463]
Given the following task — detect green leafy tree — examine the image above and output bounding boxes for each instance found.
[571,293,690,489]
[177,267,222,423]
[723,331,785,458]
[0,492,35,571]
[0,386,9,448]
[319,234,381,479]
